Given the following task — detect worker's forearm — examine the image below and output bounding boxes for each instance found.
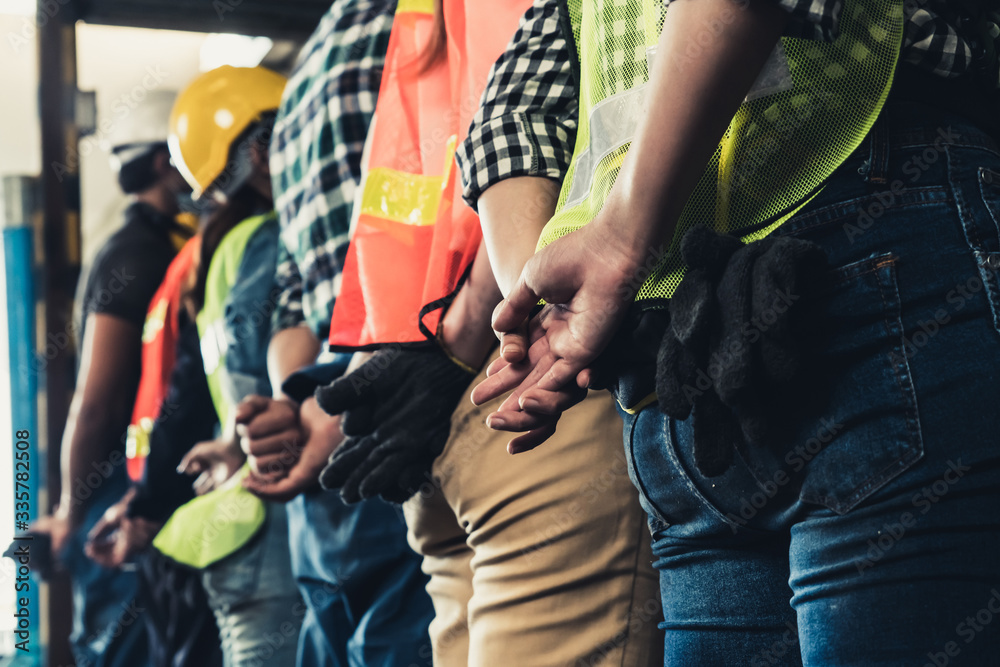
[267,326,322,400]
[58,394,130,522]
[440,240,503,369]
[612,0,788,256]
[477,177,561,297]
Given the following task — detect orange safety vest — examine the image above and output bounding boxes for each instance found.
[125,236,200,482]
[329,0,532,349]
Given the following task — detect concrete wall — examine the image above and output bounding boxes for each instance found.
[76,22,207,264]
[0,13,42,179]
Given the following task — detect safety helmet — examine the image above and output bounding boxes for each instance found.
[106,90,176,171]
[168,65,287,200]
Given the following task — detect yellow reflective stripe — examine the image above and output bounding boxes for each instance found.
[125,419,153,460]
[361,167,444,226]
[397,0,434,14]
[618,391,658,415]
[142,297,169,344]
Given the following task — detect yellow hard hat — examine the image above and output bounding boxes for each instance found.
[168,65,287,199]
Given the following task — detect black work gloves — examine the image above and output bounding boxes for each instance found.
[656,226,827,477]
[314,344,477,504]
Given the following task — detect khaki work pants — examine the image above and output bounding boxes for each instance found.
[403,354,664,667]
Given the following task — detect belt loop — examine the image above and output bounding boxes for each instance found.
[864,113,890,186]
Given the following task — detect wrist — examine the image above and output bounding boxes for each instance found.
[439,292,495,372]
[55,498,81,526]
[606,182,670,264]
[274,395,300,412]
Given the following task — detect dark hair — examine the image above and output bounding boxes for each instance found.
[419,0,446,73]
[209,112,277,200]
[117,143,169,194]
[184,183,270,316]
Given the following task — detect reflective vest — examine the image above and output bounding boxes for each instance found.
[329,0,533,349]
[125,236,200,482]
[154,213,275,569]
[539,0,904,305]
[197,212,277,427]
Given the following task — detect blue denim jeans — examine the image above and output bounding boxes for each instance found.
[287,490,433,667]
[623,102,1000,665]
[63,469,150,667]
[201,503,302,667]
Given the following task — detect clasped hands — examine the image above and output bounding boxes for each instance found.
[472,213,652,453]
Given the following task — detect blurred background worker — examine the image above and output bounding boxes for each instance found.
[310,1,661,664]
[86,65,304,667]
[233,2,437,665]
[164,64,303,667]
[29,92,195,667]
[87,230,224,667]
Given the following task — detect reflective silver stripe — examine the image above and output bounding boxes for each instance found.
[745,41,793,102]
[564,80,651,209]
[564,42,791,211]
[200,318,227,375]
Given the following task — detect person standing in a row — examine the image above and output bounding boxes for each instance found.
[311,1,663,664]
[472,0,1000,663]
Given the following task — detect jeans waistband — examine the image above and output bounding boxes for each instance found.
[870,99,998,156]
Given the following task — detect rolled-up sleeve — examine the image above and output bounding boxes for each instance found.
[457,0,579,209]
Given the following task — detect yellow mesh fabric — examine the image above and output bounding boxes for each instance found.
[540,0,904,303]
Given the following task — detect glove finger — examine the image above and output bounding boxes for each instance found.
[341,403,377,438]
[714,247,761,405]
[361,422,451,503]
[392,461,435,503]
[314,368,377,417]
[338,434,392,503]
[318,436,372,492]
[669,269,714,345]
[357,449,421,504]
[656,333,696,419]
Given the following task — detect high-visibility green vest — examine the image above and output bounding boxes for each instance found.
[538,0,904,304]
[198,212,277,427]
[154,213,276,569]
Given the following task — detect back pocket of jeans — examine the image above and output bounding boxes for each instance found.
[970,166,1000,333]
[787,253,925,514]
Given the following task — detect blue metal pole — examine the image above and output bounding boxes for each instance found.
[5,226,42,667]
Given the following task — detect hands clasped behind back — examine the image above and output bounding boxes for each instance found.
[314,344,476,505]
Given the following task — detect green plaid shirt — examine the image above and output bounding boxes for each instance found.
[269,0,396,350]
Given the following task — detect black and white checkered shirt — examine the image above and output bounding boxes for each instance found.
[458,0,982,207]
